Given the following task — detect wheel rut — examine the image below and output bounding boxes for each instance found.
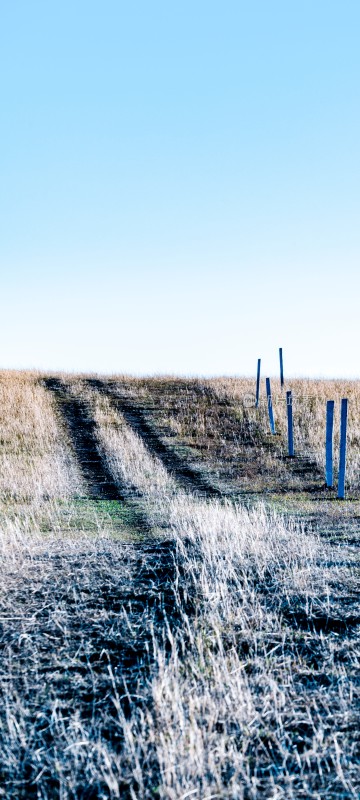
[45,378,123,501]
[35,378,183,798]
[88,379,223,499]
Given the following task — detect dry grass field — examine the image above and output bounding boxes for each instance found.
[0,371,359,798]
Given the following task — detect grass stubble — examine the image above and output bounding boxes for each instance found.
[0,372,358,798]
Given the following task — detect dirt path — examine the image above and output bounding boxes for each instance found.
[0,378,184,797]
[45,378,124,501]
[88,378,224,498]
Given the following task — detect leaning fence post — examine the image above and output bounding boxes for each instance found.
[256,359,261,408]
[326,400,334,487]
[286,390,294,455]
[266,377,276,434]
[338,398,348,499]
[279,347,284,388]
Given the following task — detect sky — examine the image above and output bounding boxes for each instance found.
[1,1,359,377]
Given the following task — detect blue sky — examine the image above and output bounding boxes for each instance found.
[1,1,359,376]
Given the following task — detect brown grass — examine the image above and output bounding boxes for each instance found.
[0,370,83,515]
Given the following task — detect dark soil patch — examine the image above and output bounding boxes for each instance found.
[0,538,180,799]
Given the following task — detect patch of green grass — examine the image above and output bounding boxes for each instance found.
[36,496,147,540]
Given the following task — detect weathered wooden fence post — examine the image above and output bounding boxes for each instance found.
[286,390,294,456]
[256,358,261,408]
[338,398,348,499]
[279,347,284,388]
[266,377,276,434]
[326,400,334,487]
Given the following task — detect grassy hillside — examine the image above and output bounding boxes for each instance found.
[0,372,359,798]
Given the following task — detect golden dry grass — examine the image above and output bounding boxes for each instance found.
[0,370,83,510]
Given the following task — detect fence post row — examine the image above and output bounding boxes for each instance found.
[255,355,348,502]
[325,400,334,487]
[338,398,348,500]
[266,377,276,434]
[256,358,261,408]
[279,347,284,388]
[286,390,294,456]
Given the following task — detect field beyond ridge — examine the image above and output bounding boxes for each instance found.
[0,372,359,799]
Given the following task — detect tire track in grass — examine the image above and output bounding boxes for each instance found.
[45,377,125,502]
[2,378,183,798]
[45,377,158,536]
[87,378,224,499]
